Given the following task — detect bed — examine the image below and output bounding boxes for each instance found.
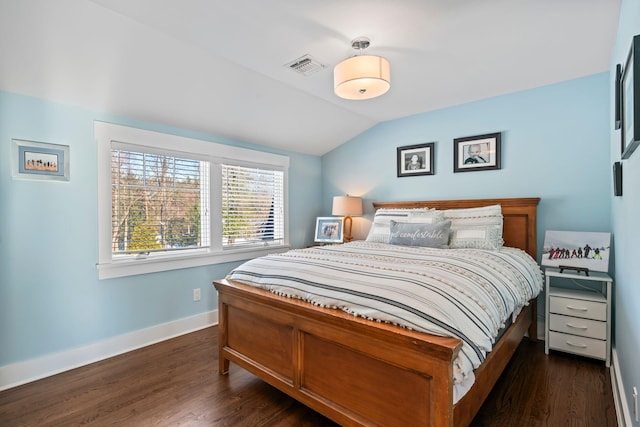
[213,197,541,426]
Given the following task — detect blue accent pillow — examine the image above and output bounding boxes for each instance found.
[389,220,451,248]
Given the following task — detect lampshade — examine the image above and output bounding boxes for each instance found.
[334,55,391,100]
[334,37,391,100]
[332,196,363,216]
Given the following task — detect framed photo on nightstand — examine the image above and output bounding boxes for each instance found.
[541,230,611,273]
[314,217,343,243]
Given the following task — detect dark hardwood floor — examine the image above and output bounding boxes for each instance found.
[0,327,617,426]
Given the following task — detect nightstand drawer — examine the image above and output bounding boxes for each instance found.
[549,296,606,321]
[548,331,606,359]
[549,314,606,340]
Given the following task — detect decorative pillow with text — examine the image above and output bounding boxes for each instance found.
[366,209,445,243]
[389,220,451,248]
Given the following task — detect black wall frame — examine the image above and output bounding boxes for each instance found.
[621,34,640,159]
[613,161,622,197]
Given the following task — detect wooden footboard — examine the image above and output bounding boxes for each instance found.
[216,278,460,426]
[215,278,534,426]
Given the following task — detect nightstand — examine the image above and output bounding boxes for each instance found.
[544,267,612,366]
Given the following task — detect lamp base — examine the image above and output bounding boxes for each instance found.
[343,215,353,242]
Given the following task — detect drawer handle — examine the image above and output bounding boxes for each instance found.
[566,323,588,330]
[566,341,588,348]
[566,305,588,312]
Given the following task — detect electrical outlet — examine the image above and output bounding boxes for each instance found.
[193,288,201,302]
[633,386,638,423]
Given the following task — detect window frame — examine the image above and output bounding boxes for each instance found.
[96,121,290,280]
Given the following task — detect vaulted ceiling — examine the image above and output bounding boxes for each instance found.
[0,0,620,155]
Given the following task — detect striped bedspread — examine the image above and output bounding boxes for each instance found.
[226,241,543,402]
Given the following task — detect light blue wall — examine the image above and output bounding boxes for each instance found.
[0,91,322,366]
[610,0,640,417]
[323,73,612,322]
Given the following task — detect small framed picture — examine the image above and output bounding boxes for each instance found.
[12,139,70,181]
[314,217,343,243]
[397,142,435,177]
[453,132,501,173]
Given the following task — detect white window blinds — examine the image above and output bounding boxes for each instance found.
[221,164,284,247]
[111,149,210,256]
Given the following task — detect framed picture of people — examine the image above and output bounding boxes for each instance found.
[541,230,611,273]
[11,139,70,182]
[396,142,435,177]
[453,132,501,173]
[314,217,343,243]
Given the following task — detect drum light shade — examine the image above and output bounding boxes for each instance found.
[334,55,391,100]
[332,196,363,217]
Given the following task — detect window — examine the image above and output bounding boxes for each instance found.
[221,164,284,248]
[111,148,210,257]
[96,122,289,279]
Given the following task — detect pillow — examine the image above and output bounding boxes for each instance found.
[366,208,445,243]
[389,220,451,248]
[443,204,504,249]
[448,225,503,250]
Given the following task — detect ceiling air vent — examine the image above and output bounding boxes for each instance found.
[285,54,326,76]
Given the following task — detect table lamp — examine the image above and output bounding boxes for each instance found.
[332,195,363,242]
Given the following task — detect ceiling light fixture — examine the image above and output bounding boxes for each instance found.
[333,37,391,100]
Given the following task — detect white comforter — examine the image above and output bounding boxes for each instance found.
[226,241,543,402]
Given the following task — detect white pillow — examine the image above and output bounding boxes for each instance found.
[443,204,503,250]
[366,208,445,243]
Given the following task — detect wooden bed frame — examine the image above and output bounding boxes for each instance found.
[214,197,540,426]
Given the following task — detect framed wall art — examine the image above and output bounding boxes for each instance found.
[12,139,70,181]
[397,142,435,177]
[613,161,622,197]
[453,132,501,173]
[314,217,343,243]
[621,34,640,159]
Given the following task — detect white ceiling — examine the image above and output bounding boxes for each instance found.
[0,0,620,156]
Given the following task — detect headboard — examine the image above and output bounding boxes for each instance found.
[372,197,540,259]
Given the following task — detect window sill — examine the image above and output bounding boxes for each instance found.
[97,245,290,280]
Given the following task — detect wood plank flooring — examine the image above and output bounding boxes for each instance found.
[0,327,617,426]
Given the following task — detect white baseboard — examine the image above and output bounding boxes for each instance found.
[0,310,218,392]
[611,347,633,427]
